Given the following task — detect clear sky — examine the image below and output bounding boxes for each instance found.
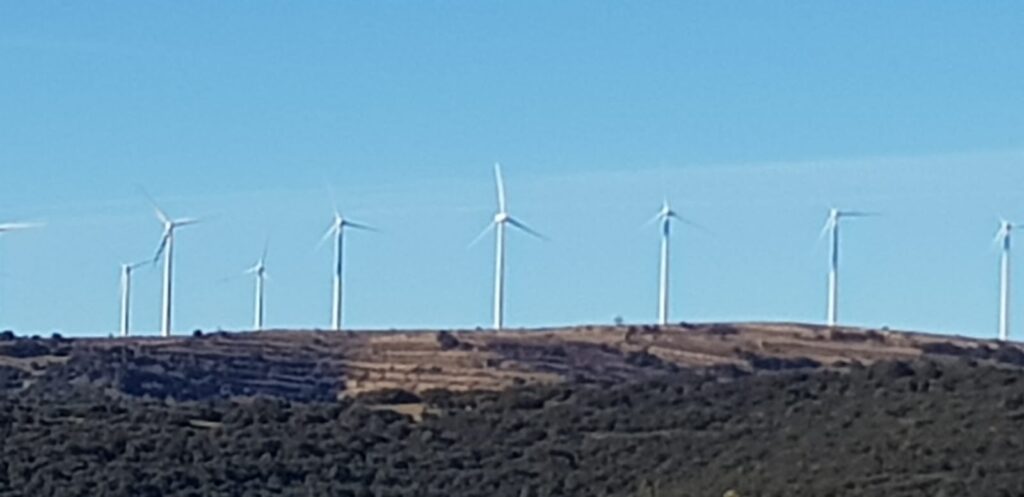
[0,2,1022,338]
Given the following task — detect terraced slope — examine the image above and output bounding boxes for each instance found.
[2,323,1017,401]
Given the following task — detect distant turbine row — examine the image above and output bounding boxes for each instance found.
[0,167,1021,340]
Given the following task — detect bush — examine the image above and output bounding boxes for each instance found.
[436,331,460,351]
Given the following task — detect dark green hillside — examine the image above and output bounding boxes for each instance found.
[3,357,1024,497]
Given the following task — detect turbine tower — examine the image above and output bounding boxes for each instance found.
[148,197,199,337]
[649,200,685,326]
[996,220,1015,341]
[119,260,152,337]
[320,209,373,331]
[821,208,873,327]
[245,242,269,331]
[471,163,546,330]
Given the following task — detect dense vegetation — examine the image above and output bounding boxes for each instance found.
[3,356,1024,497]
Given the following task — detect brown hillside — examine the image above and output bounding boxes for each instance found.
[2,322,1017,401]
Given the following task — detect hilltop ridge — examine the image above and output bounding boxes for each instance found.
[2,322,1018,401]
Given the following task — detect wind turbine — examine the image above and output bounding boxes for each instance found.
[996,220,1016,341]
[648,199,701,326]
[320,208,374,331]
[119,259,153,337]
[821,208,874,327]
[470,163,546,330]
[245,241,269,331]
[148,196,200,337]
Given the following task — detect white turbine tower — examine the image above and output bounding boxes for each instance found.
[471,163,546,330]
[148,197,200,337]
[648,199,698,326]
[996,220,1016,341]
[119,259,152,337]
[320,209,374,331]
[821,208,873,327]
[245,242,269,331]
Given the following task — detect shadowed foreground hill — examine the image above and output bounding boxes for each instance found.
[3,324,1024,496]
[3,358,1024,496]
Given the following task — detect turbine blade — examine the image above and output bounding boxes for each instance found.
[818,217,834,243]
[840,210,880,218]
[316,221,338,251]
[994,221,1013,247]
[260,237,270,264]
[670,213,713,235]
[152,231,171,262]
[0,222,43,232]
[244,262,263,275]
[173,217,202,227]
[326,184,340,218]
[139,187,172,224]
[343,220,377,232]
[468,222,496,248]
[494,163,507,213]
[507,217,548,241]
[645,211,665,227]
[994,230,1006,247]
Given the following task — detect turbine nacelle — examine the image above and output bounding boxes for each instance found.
[143,191,201,262]
[319,212,375,248]
[648,200,706,233]
[995,219,1019,247]
[246,261,267,276]
[470,166,547,247]
[121,259,152,274]
[820,208,876,238]
[658,199,674,219]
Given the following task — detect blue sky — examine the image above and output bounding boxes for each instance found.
[0,2,1022,337]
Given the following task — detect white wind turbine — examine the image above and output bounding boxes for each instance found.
[470,163,546,330]
[119,259,153,337]
[996,220,1017,341]
[320,208,374,331]
[648,199,702,326]
[245,241,269,331]
[821,208,874,327]
[148,196,200,337]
